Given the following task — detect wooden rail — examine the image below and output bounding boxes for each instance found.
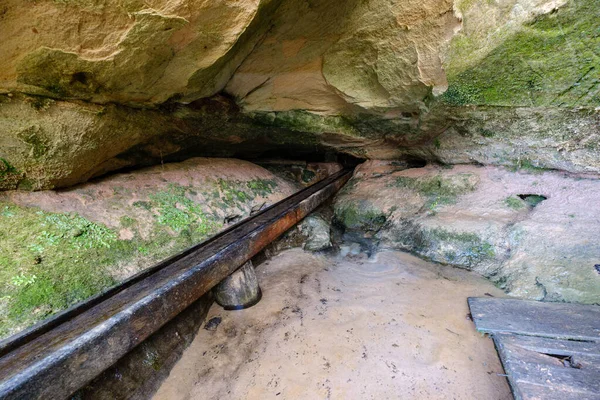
[0,168,353,400]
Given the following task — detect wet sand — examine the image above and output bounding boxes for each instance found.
[153,248,512,400]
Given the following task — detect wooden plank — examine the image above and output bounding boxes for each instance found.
[512,382,600,400]
[496,333,600,371]
[494,334,600,400]
[468,297,600,342]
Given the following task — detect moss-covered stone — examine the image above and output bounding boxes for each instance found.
[410,226,496,268]
[391,173,479,209]
[250,110,359,138]
[334,200,387,233]
[504,196,526,210]
[445,0,600,107]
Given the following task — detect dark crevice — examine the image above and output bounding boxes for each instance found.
[542,353,582,369]
[517,194,547,207]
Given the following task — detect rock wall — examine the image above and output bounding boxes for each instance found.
[333,161,600,304]
[0,93,331,190]
[1,0,283,105]
[0,0,598,188]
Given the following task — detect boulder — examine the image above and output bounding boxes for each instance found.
[300,214,332,252]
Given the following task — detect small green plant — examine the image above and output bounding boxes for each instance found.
[216,179,251,206]
[149,184,220,234]
[11,273,37,287]
[246,179,278,196]
[505,196,526,210]
[392,174,478,210]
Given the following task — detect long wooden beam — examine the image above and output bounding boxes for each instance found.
[0,168,353,399]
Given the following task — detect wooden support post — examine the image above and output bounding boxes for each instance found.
[213,261,262,310]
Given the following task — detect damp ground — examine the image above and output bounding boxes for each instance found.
[153,248,511,400]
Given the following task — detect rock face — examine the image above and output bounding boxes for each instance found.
[0,0,598,186]
[0,93,329,190]
[333,161,600,304]
[1,0,282,105]
[0,158,297,338]
[226,0,600,167]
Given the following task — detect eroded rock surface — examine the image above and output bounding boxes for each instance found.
[0,157,297,338]
[334,161,600,304]
[0,94,330,190]
[1,0,283,105]
[0,0,598,186]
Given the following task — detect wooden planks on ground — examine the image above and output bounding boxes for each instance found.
[494,333,600,400]
[468,297,600,342]
[468,297,600,400]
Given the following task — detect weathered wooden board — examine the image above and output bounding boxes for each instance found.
[494,333,600,400]
[496,333,600,364]
[468,297,600,342]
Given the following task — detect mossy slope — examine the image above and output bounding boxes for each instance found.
[0,159,290,339]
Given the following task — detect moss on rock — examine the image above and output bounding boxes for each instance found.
[409,226,496,269]
[391,173,479,210]
[0,158,294,339]
[445,0,600,107]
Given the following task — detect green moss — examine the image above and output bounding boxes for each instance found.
[133,201,152,211]
[335,201,387,232]
[505,196,526,210]
[392,174,478,209]
[148,184,220,234]
[0,159,18,179]
[509,159,549,174]
[445,0,600,107]
[18,126,50,159]
[0,187,229,338]
[246,179,278,196]
[250,110,359,137]
[0,204,119,337]
[421,228,496,267]
[16,179,35,191]
[216,179,252,206]
[120,216,137,228]
[441,85,480,106]
[0,171,290,337]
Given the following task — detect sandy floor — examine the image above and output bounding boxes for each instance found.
[153,249,512,400]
